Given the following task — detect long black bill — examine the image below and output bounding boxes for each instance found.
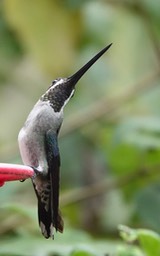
[68,43,112,86]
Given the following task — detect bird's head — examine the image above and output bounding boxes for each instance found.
[41,43,112,112]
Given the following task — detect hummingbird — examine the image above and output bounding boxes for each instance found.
[18,43,112,239]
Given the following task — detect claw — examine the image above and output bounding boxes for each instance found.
[29,166,40,178]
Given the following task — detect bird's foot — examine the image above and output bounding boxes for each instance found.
[29,166,40,178]
[19,166,39,182]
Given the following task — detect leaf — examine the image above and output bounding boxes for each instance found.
[119,225,160,256]
[138,230,160,256]
[117,245,143,256]
[70,249,96,256]
[119,225,137,243]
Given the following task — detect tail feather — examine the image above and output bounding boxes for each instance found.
[32,178,64,239]
[38,196,64,239]
[33,130,64,239]
[38,199,52,239]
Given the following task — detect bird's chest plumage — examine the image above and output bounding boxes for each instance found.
[18,100,63,168]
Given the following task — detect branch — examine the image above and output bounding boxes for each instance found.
[60,164,159,207]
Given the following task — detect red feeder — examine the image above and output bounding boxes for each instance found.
[0,163,34,187]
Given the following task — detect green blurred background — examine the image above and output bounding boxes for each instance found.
[0,0,160,255]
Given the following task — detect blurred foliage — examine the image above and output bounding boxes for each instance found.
[118,225,160,256]
[0,0,160,255]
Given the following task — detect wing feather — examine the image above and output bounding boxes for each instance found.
[45,130,63,233]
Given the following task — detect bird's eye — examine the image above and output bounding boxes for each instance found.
[51,80,57,86]
[48,79,58,89]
